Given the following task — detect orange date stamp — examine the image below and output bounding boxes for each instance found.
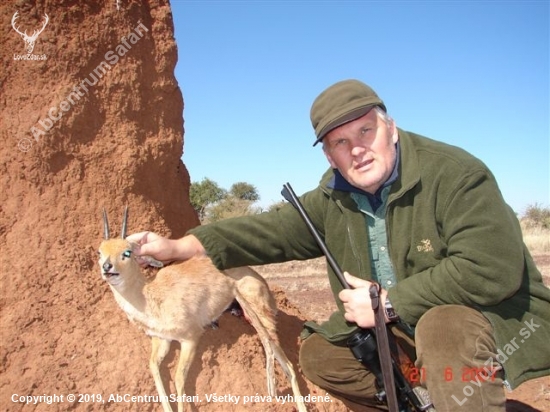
[406,367,499,383]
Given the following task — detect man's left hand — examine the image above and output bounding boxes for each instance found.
[339,272,389,328]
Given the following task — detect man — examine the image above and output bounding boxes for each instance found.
[128,80,550,411]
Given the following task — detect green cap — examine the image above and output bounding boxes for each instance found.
[310,79,386,146]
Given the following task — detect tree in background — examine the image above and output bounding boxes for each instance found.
[189,178,226,221]
[523,203,550,230]
[229,182,260,202]
[266,200,286,212]
[190,179,262,223]
[207,196,262,222]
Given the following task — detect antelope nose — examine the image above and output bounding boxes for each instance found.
[102,262,113,272]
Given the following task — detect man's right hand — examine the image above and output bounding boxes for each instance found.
[125,232,206,267]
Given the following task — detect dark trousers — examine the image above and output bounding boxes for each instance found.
[299,305,506,411]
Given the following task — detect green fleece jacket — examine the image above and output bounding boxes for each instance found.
[188,129,550,389]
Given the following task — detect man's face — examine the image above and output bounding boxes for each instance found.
[322,109,398,194]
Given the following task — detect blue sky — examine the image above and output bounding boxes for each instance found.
[171,0,549,214]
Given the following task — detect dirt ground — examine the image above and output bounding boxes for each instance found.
[255,255,550,412]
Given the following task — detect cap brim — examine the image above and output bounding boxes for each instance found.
[312,105,377,147]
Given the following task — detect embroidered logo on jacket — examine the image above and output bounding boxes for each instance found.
[417,239,434,253]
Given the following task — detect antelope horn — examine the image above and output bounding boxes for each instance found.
[121,205,128,239]
[103,208,110,240]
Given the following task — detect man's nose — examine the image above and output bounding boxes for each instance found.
[350,141,368,156]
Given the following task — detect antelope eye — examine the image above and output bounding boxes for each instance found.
[122,250,132,259]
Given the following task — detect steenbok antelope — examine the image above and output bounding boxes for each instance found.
[97,208,306,412]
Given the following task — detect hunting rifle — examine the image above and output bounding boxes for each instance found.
[281,183,434,412]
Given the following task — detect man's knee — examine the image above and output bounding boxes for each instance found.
[416,305,495,353]
[299,333,347,383]
[415,306,505,411]
[299,333,380,405]
[299,333,324,382]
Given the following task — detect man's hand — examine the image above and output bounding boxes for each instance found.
[125,232,206,267]
[338,272,389,328]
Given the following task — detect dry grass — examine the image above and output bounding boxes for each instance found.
[520,221,550,286]
[521,221,550,255]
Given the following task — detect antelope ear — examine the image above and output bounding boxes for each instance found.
[128,241,139,253]
[127,242,164,268]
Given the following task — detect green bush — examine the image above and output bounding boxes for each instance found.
[523,203,550,229]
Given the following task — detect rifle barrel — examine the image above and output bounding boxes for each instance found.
[281,183,351,289]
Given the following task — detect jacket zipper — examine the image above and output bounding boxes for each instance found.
[333,195,363,277]
[347,224,363,276]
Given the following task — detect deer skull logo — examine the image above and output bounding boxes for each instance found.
[11,12,49,54]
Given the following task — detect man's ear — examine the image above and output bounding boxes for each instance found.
[390,120,399,144]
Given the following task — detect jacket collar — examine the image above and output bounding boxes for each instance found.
[388,128,421,203]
